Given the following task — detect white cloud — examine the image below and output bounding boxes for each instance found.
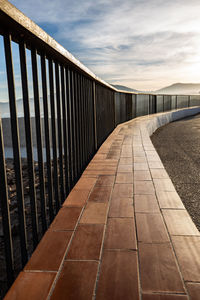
[9,0,200,90]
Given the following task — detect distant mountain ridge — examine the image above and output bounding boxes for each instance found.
[155,83,200,95]
[111,84,140,92]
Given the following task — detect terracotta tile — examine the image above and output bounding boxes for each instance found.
[154,179,175,192]
[117,164,133,172]
[96,175,115,186]
[88,186,112,203]
[134,181,155,195]
[112,184,133,198]
[104,218,137,250]
[80,202,108,224]
[162,209,200,236]
[122,145,132,151]
[139,243,185,293]
[82,173,98,178]
[146,155,161,162]
[86,164,117,171]
[50,207,82,231]
[133,151,146,157]
[109,198,133,217]
[172,236,200,281]
[116,172,133,183]
[83,169,116,176]
[149,161,164,169]
[96,251,139,300]
[134,194,160,213]
[67,224,104,260]
[156,191,185,209]
[25,231,72,271]
[120,151,132,158]
[144,146,155,151]
[119,157,132,164]
[136,213,169,243]
[110,145,121,150]
[107,151,121,159]
[74,177,97,190]
[51,261,98,300]
[92,153,107,160]
[123,136,132,143]
[150,169,169,179]
[63,189,90,207]
[186,282,200,300]
[145,150,158,156]
[134,170,151,181]
[134,162,149,171]
[134,157,147,163]
[4,272,55,300]
[133,146,143,151]
[142,294,188,300]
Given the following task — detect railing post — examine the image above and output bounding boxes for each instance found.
[92,81,98,150]
[19,41,38,248]
[0,118,14,285]
[4,33,28,266]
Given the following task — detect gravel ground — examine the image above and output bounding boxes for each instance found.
[151,113,200,231]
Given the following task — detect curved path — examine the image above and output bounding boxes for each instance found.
[5,107,200,300]
[151,114,200,231]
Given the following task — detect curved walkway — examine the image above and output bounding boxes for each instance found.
[5,107,200,300]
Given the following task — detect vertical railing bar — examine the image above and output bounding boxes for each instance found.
[4,33,28,265]
[75,72,82,174]
[65,67,73,189]
[31,48,47,233]
[40,54,54,221]
[88,79,92,157]
[163,95,164,112]
[85,78,90,160]
[73,71,79,178]
[90,80,95,154]
[78,74,84,171]
[55,62,65,202]
[72,71,79,177]
[85,78,89,160]
[19,41,39,248]
[135,94,137,117]
[84,77,88,163]
[81,75,86,166]
[60,65,69,195]
[0,119,14,284]
[70,69,77,183]
[48,59,60,212]
[75,72,81,173]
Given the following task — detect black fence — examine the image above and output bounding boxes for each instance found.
[1,1,200,298]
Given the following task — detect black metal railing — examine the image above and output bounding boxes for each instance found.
[1,1,200,298]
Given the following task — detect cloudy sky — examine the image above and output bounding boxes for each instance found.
[7,0,200,91]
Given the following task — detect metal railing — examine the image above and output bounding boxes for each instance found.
[1,1,200,298]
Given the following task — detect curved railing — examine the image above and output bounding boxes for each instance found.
[0,0,200,298]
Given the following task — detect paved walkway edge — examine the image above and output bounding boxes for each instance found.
[5,107,200,300]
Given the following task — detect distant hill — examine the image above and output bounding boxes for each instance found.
[0,97,50,118]
[155,83,200,95]
[111,84,139,92]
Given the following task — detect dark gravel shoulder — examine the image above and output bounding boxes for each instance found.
[151,113,200,231]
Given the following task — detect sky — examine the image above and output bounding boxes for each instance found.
[4,0,200,91]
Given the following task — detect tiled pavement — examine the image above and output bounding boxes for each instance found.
[5,110,200,300]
